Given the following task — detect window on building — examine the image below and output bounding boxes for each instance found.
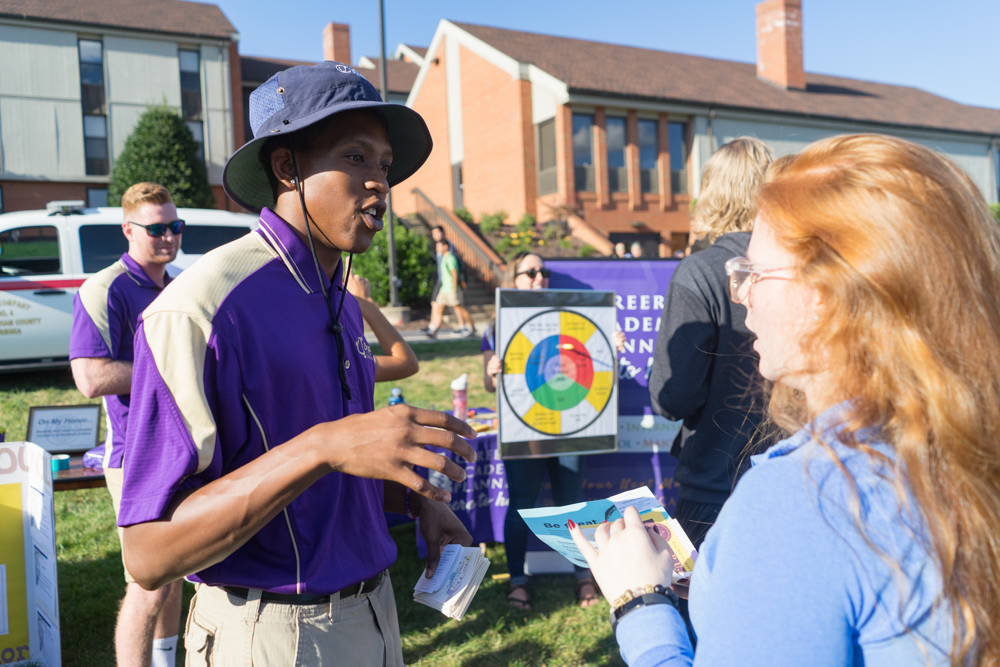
[179,49,205,163]
[995,146,1000,203]
[83,115,109,176]
[186,120,205,163]
[537,118,557,196]
[669,121,689,195]
[79,39,109,176]
[606,117,627,193]
[0,226,60,275]
[573,114,595,192]
[638,119,659,194]
[86,188,109,208]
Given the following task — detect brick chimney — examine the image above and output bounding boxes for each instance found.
[756,0,805,90]
[323,23,351,64]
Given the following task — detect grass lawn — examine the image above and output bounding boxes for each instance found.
[0,341,624,666]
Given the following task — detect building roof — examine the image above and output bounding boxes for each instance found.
[454,22,1000,137]
[402,45,427,58]
[241,55,314,85]
[0,0,236,40]
[357,58,420,95]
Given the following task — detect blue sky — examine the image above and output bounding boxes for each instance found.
[204,0,1000,110]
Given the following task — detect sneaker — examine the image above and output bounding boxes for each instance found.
[420,327,437,339]
[462,328,478,338]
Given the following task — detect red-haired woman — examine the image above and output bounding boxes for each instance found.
[571,134,1000,666]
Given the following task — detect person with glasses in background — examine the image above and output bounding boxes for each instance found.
[569,134,998,666]
[482,251,625,610]
[69,182,183,667]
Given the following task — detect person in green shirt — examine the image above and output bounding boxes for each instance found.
[426,239,475,338]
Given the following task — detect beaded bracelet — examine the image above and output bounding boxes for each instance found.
[405,487,418,520]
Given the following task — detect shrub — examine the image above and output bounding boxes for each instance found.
[991,203,1000,223]
[479,210,508,235]
[454,207,475,225]
[351,220,436,308]
[516,213,536,234]
[544,223,564,241]
[578,244,596,258]
[493,236,513,255]
[108,105,215,208]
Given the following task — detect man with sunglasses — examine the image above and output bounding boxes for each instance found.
[69,181,183,667]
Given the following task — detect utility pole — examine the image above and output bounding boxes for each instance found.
[378,0,400,307]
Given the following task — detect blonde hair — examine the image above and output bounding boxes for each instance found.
[690,137,774,242]
[759,133,1000,666]
[121,182,172,214]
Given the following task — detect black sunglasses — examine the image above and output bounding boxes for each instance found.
[515,268,551,280]
[128,219,185,237]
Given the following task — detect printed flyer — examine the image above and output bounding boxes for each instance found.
[518,487,697,583]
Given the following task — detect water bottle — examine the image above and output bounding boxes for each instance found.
[388,387,405,407]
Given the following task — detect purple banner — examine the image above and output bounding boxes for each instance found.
[548,259,681,452]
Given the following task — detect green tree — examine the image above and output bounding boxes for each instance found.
[991,203,1000,223]
[108,105,215,208]
[351,221,436,308]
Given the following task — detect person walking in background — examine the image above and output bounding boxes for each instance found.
[426,238,475,338]
[570,133,997,667]
[630,241,644,258]
[69,182,184,667]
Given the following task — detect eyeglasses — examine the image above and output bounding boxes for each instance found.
[724,256,794,303]
[128,219,185,237]
[515,268,551,280]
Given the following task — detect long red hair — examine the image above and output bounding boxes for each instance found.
[759,134,1000,665]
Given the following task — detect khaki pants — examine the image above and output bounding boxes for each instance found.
[184,575,404,667]
[104,466,136,584]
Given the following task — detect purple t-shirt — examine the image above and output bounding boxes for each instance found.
[119,209,393,595]
[69,253,169,469]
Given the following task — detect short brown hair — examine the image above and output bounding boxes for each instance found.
[121,182,172,214]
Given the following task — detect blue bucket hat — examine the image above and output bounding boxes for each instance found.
[223,61,432,213]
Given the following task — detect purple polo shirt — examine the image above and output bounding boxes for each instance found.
[69,253,170,469]
[119,208,392,595]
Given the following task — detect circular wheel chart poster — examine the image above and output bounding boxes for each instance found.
[496,289,618,457]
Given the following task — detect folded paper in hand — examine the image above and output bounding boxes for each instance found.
[518,487,699,585]
[413,544,490,620]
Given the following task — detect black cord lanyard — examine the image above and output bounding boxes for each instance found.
[291,149,353,400]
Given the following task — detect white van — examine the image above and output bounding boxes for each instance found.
[0,201,257,371]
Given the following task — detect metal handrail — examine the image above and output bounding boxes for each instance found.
[412,188,505,289]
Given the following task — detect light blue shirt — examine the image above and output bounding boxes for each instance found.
[616,405,953,666]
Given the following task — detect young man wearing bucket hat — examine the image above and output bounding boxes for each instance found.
[117,62,477,666]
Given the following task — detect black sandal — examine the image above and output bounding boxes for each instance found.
[506,583,532,610]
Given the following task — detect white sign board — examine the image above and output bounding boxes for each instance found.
[496,289,619,458]
[26,405,101,454]
[0,442,61,666]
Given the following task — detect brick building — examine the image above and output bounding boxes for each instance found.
[399,1,1000,254]
[0,0,242,212]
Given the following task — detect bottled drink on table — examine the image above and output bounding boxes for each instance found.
[451,373,468,421]
[388,387,405,407]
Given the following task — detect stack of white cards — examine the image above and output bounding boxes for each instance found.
[413,544,490,620]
